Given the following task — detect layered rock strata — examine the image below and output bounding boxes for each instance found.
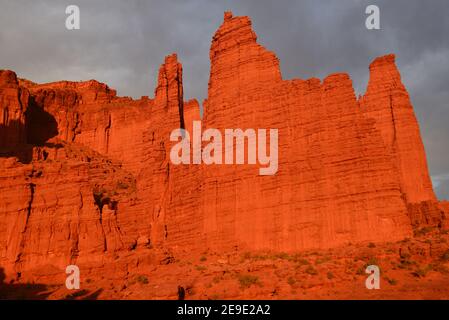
[0,12,444,282]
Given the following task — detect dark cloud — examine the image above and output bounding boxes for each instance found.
[436,180,449,201]
[1,0,448,198]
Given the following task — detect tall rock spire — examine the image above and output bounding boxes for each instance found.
[360,54,436,204]
[205,12,282,126]
[154,53,185,130]
[147,53,188,245]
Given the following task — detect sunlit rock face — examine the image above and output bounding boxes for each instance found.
[0,12,444,285]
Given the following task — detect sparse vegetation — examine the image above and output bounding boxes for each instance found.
[356,266,366,275]
[116,181,129,189]
[385,276,398,285]
[305,266,318,276]
[276,252,290,260]
[398,258,416,270]
[356,257,380,275]
[240,251,310,263]
[327,272,334,280]
[441,250,449,261]
[237,274,262,288]
[195,265,207,272]
[432,263,449,274]
[412,264,433,278]
[287,277,296,286]
[136,275,149,285]
[367,257,378,266]
[414,227,434,237]
[368,242,376,248]
[315,256,331,265]
[295,258,311,267]
[200,255,207,262]
[241,252,252,260]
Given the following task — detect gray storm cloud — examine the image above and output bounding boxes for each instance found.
[1,0,448,199]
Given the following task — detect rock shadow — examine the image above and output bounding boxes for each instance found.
[25,96,58,146]
[0,96,58,163]
[0,267,51,300]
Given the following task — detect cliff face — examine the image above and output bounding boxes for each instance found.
[0,70,29,149]
[21,78,153,175]
[0,12,445,283]
[201,13,413,251]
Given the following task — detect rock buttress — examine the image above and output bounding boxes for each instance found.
[360,54,443,227]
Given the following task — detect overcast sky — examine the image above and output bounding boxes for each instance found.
[1,0,448,199]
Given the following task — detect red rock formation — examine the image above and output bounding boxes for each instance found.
[360,54,443,227]
[184,99,201,136]
[0,12,444,289]
[360,55,435,203]
[0,70,28,148]
[440,201,449,229]
[0,142,140,279]
[20,78,153,174]
[199,12,413,251]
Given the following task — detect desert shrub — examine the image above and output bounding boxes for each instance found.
[398,258,416,270]
[315,256,331,265]
[136,275,149,285]
[295,258,310,267]
[287,277,296,286]
[116,181,129,189]
[241,252,252,260]
[195,265,207,272]
[432,263,449,274]
[412,265,433,278]
[305,266,318,276]
[441,250,449,261]
[385,276,398,285]
[237,274,262,288]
